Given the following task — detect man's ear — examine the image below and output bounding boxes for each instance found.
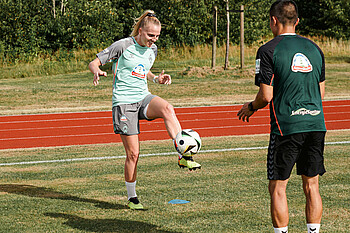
[271,16,278,26]
[295,18,300,26]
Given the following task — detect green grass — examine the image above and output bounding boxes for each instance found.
[0,55,349,115]
[0,38,349,115]
[0,131,349,232]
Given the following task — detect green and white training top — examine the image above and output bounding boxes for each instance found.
[255,34,326,136]
[97,37,157,106]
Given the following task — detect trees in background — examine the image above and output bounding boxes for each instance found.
[295,0,350,39]
[0,0,349,63]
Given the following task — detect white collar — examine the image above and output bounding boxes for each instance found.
[280,33,296,36]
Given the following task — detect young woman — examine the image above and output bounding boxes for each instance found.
[89,10,201,210]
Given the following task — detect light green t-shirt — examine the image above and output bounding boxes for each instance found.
[97,37,157,106]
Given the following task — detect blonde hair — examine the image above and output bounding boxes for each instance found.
[130,10,161,37]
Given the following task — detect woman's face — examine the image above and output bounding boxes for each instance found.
[138,24,161,47]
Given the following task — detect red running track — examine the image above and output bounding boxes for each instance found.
[0,100,349,150]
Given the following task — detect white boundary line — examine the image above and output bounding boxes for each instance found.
[0,141,349,167]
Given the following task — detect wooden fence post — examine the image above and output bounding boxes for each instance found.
[224,0,230,70]
[240,5,244,69]
[212,6,217,69]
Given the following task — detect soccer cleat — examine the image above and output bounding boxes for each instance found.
[127,197,144,210]
[178,156,201,171]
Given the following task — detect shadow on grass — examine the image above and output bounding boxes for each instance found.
[0,184,125,210]
[44,213,177,233]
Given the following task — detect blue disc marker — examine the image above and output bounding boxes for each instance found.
[168,199,190,204]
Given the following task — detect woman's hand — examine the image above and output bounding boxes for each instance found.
[158,70,171,85]
[93,70,107,86]
[89,58,107,86]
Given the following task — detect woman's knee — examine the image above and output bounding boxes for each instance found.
[126,149,140,162]
[160,103,175,118]
[147,97,175,119]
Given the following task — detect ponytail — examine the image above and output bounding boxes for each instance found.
[130,10,161,37]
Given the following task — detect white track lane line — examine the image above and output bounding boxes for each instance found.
[0,124,271,141]
[1,118,350,141]
[0,141,349,167]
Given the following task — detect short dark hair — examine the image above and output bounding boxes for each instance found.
[270,0,298,25]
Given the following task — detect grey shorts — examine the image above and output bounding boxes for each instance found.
[112,94,157,135]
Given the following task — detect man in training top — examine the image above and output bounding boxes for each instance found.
[237,1,326,232]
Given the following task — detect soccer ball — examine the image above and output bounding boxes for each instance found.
[174,129,201,155]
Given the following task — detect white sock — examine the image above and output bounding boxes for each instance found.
[274,226,288,233]
[125,181,137,200]
[307,223,320,233]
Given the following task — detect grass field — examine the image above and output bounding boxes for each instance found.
[1,131,349,232]
[0,61,349,115]
[1,39,349,115]
[0,39,349,232]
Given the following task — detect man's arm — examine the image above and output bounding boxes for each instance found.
[319,81,325,100]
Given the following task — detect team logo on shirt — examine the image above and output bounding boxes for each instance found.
[131,64,146,79]
[291,53,313,73]
[290,108,321,116]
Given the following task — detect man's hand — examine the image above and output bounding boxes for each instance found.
[237,102,255,122]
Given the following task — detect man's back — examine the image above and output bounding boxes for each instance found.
[255,34,326,136]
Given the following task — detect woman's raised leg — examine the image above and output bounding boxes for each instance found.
[146,96,201,170]
[146,96,181,139]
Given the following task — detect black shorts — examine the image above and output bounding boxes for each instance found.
[267,131,326,180]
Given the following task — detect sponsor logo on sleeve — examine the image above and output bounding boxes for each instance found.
[255,59,261,74]
[291,53,313,73]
